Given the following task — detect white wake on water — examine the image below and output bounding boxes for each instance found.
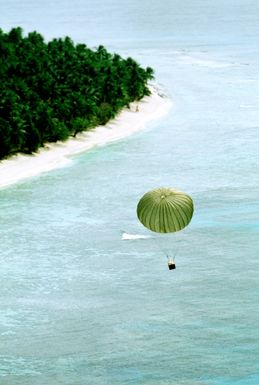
[121,232,151,240]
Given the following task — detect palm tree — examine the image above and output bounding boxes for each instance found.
[0,27,154,159]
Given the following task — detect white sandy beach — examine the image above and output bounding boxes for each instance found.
[0,85,172,189]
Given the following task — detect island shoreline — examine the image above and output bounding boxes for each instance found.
[0,85,172,189]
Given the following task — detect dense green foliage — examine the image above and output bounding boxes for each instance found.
[0,27,154,159]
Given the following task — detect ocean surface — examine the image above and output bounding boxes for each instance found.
[1,1,259,384]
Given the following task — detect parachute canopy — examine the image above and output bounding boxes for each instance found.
[137,187,194,233]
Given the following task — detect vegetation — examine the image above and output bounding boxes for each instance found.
[0,27,154,159]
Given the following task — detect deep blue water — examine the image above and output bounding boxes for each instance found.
[0,1,259,384]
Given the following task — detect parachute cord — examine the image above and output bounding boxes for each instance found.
[168,245,179,262]
[150,236,180,261]
[150,236,167,255]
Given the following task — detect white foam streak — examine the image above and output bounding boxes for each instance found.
[121,233,150,240]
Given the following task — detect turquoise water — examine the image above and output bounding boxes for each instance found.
[1,1,259,384]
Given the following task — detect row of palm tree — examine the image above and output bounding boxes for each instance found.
[0,27,154,159]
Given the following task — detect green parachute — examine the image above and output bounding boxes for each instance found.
[136,187,194,269]
[137,187,193,233]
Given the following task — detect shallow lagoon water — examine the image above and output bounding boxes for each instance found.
[0,1,259,384]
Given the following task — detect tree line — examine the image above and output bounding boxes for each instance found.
[0,27,154,159]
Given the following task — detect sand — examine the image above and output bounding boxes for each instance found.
[0,85,172,189]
